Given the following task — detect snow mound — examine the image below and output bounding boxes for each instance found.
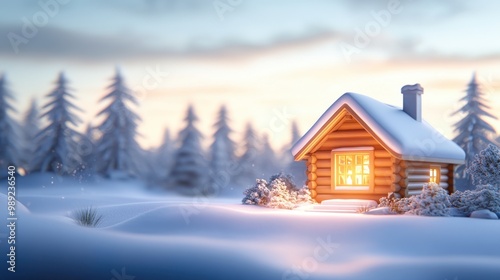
[365,207,397,215]
[107,204,293,236]
[448,207,468,217]
[0,192,30,216]
[96,202,174,227]
[470,209,499,220]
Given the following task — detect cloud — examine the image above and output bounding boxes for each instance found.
[343,0,467,21]
[113,0,214,16]
[0,25,342,61]
[0,25,151,60]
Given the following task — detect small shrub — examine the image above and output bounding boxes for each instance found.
[378,196,410,214]
[392,197,414,214]
[378,196,392,208]
[72,206,103,227]
[405,182,451,216]
[450,184,500,215]
[268,172,299,191]
[242,179,270,206]
[296,186,315,205]
[379,183,451,216]
[242,173,315,209]
[267,178,296,209]
[466,144,500,186]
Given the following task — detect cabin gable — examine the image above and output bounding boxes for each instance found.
[306,110,396,202]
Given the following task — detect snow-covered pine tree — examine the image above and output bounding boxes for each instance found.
[285,120,306,185]
[169,105,208,191]
[258,134,279,179]
[75,124,97,181]
[32,72,83,175]
[291,120,301,145]
[0,74,21,175]
[277,120,299,166]
[154,128,174,182]
[235,123,260,183]
[20,98,40,172]
[209,105,236,187]
[451,73,497,189]
[94,69,143,178]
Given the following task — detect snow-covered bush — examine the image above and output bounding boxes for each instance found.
[379,183,451,216]
[267,178,296,209]
[268,172,299,191]
[242,173,315,209]
[393,197,414,214]
[378,196,412,214]
[466,144,500,187]
[242,179,270,206]
[450,184,500,215]
[404,183,451,216]
[296,186,315,205]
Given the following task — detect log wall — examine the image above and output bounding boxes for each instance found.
[306,117,395,202]
[397,160,454,197]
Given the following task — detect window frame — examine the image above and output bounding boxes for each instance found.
[429,165,441,184]
[331,147,375,193]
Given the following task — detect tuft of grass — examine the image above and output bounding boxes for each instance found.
[356,205,374,214]
[71,206,103,227]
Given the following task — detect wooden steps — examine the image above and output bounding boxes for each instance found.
[297,199,378,213]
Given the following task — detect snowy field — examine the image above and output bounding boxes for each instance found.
[1,174,500,280]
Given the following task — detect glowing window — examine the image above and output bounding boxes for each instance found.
[332,148,373,191]
[429,166,440,183]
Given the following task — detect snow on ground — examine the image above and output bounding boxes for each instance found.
[1,174,500,280]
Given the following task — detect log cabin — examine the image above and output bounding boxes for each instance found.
[291,84,465,203]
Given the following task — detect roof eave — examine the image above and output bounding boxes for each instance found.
[399,155,465,165]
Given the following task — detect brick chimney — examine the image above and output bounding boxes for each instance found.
[401,83,423,122]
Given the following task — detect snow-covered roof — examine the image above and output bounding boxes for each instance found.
[292,92,465,164]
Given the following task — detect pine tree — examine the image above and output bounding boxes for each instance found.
[236,123,260,182]
[155,128,174,182]
[277,120,301,164]
[259,134,279,179]
[291,120,301,143]
[76,124,97,181]
[169,105,208,191]
[452,73,498,188]
[209,105,236,185]
[20,98,40,172]
[0,74,21,175]
[95,69,143,178]
[285,120,306,185]
[32,72,83,175]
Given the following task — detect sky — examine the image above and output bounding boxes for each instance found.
[1,0,500,150]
